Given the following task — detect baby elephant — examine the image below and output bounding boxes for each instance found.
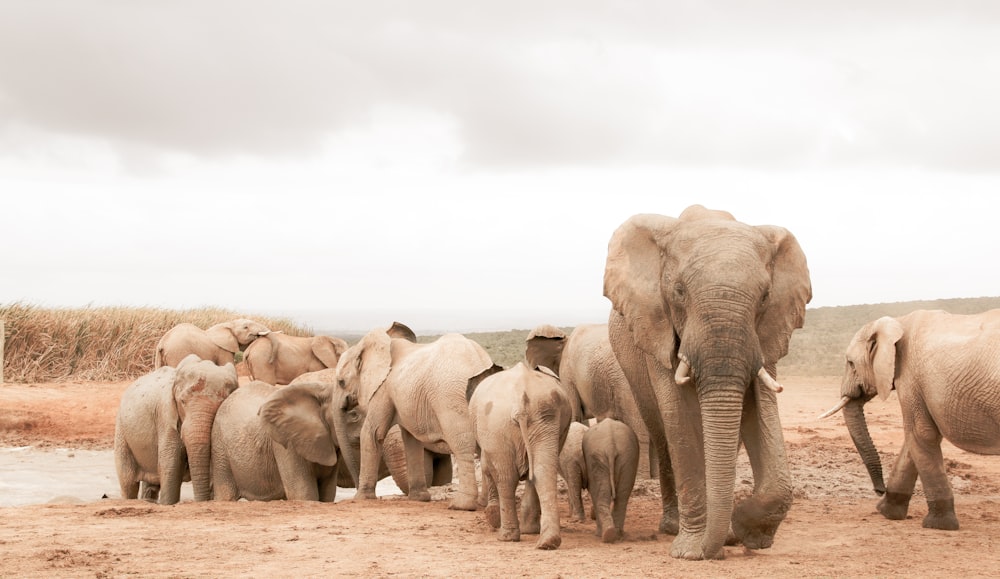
[558,421,590,523]
[583,418,639,543]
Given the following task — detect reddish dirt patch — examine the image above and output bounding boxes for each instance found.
[2,376,1000,577]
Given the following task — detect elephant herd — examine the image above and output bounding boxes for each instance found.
[113,204,1000,561]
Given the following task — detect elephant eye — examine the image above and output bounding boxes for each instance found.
[673,283,685,300]
[761,290,770,306]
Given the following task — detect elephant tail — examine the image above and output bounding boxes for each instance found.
[608,448,617,501]
[515,400,534,481]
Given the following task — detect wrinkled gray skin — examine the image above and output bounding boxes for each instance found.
[154,319,271,368]
[827,309,1000,531]
[335,323,493,510]
[604,205,811,560]
[469,363,573,550]
[114,354,238,504]
[557,421,590,523]
[243,333,349,385]
[583,418,640,544]
[528,323,657,480]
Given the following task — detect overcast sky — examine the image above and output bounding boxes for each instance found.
[2,2,998,332]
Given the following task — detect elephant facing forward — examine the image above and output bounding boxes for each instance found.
[243,333,349,385]
[469,362,573,549]
[115,354,238,504]
[154,319,271,368]
[604,205,811,560]
[822,309,1000,530]
[335,323,494,510]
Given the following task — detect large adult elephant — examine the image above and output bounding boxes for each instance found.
[530,323,656,479]
[468,362,572,549]
[820,309,1000,530]
[243,333,349,385]
[604,205,811,560]
[154,319,271,368]
[115,354,239,504]
[335,324,494,510]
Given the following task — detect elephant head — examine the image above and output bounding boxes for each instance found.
[525,325,567,376]
[604,205,811,558]
[820,316,904,496]
[207,318,272,353]
[172,354,239,501]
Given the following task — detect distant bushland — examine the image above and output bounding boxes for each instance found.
[2,297,998,383]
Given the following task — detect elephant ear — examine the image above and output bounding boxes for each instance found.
[755,225,813,366]
[604,214,680,371]
[259,382,338,466]
[312,336,348,368]
[387,321,417,342]
[525,324,567,376]
[336,328,392,405]
[206,323,240,354]
[869,317,903,401]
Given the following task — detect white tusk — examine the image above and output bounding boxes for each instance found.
[674,354,691,385]
[756,368,784,393]
[818,396,852,420]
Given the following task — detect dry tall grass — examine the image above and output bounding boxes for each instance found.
[0,303,310,383]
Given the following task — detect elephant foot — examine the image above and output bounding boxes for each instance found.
[601,527,622,544]
[731,493,789,550]
[484,505,501,529]
[658,505,680,535]
[498,527,520,542]
[520,520,541,535]
[409,489,432,502]
[877,491,911,521]
[669,530,721,561]
[570,513,587,524]
[923,499,960,530]
[448,494,478,511]
[535,533,561,550]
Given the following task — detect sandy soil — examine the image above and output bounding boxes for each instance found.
[2,377,1000,578]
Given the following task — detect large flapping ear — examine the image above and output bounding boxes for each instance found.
[869,317,903,401]
[525,324,567,375]
[313,336,349,368]
[466,363,504,402]
[754,225,813,366]
[603,214,679,371]
[207,323,240,354]
[259,382,338,466]
[387,321,417,342]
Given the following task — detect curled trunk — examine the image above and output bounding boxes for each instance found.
[843,397,886,495]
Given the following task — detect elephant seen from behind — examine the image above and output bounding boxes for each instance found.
[604,205,811,560]
[243,332,349,385]
[821,309,1000,530]
[335,323,494,510]
[468,362,573,549]
[154,319,271,368]
[115,354,239,504]
[583,418,640,543]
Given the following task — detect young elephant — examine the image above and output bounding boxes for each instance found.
[558,421,590,523]
[114,354,238,504]
[468,362,573,550]
[583,418,640,543]
[154,319,271,368]
[243,333,349,385]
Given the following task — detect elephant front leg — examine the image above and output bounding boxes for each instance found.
[446,430,480,511]
[732,381,793,550]
[399,428,431,502]
[357,421,385,500]
[878,437,919,521]
[157,437,186,505]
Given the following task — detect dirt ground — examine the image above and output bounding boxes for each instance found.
[2,377,1000,578]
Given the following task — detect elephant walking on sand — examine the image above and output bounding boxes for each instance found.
[821,309,1000,530]
[154,319,271,368]
[115,355,238,504]
[335,323,494,510]
[243,333,349,385]
[583,418,640,543]
[604,205,811,560]
[468,362,573,549]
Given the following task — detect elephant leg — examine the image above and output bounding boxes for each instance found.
[275,447,320,501]
[139,482,159,502]
[589,463,615,542]
[878,438,919,521]
[565,463,587,523]
[610,314,678,534]
[497,469,521,542]
[732,377,792,550]
[318,471,339,503]
[443,425,479,511]
[358,412,394,500]
[612,464,637,542]
[526,438,562,550]
[400,428,431,502]
[481,453,501,529]
[431,453,454,487]
[210,444,238,501]
[157,437,185,505]
[519,479,542,535]
[901,422,957,530]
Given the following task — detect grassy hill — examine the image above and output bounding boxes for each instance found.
[2,297,998,382]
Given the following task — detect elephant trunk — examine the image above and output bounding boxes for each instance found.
[181,411,218,501]
[842,397,886,495]
[699,385,745,559]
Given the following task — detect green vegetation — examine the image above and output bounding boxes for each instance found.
[2,297,999,383]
